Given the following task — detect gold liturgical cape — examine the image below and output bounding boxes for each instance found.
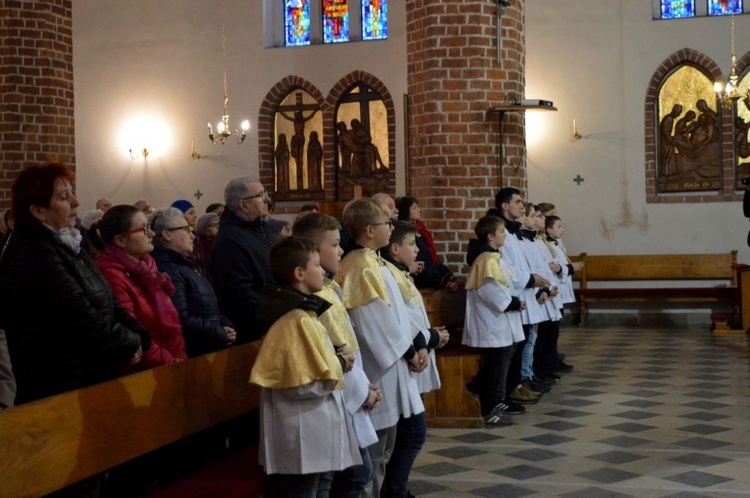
[335,248,390,308]
[465,251,511,290]
[385,261,420,309]
[316,278,360,353]
[249,308,344,390]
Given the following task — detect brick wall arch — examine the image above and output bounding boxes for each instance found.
[644,48,740,203]
[258,76,326,208]
[325,70,397,200]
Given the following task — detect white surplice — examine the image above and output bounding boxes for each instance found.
[405,289,441,394]
[348,266,425,431]
[259,380,362,475]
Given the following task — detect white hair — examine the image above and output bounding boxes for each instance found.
[224,176,258,211]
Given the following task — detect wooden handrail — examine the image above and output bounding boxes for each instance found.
[0,341,261,498]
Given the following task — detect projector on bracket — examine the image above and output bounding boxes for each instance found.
[522,99,554,107]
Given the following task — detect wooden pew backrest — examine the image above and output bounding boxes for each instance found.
[0,341,261,498]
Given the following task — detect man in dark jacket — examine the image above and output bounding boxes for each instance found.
[209,176,278,343]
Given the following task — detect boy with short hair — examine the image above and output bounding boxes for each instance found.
[463,216,526,425]
[381,220,449,496]
[335,199,426,498]
[249,236,360,497]
[292,212,381,497]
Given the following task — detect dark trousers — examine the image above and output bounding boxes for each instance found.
[266,472,322,498]
[535,319,559,376]
[319,446,372,498]
[506,324,530,392]
[479,344,516,415]
[383,412,427,497]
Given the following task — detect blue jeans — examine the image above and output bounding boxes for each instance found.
[320,446,372,497]
[521,324,537,381]
[383,412,427,497]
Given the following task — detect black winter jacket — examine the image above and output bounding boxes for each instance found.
[208,211,278,343]
[152,247,232,357]
[0,222,144,404]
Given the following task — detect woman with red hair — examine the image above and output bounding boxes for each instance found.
[0,163,145,404]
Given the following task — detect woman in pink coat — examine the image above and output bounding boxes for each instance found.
[95,205,186,368]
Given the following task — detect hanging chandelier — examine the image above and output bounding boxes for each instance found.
[714,13,748,109]
[208,0,249,144]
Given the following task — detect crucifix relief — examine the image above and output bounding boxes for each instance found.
[273,90,323,201]
[335,82,390,200]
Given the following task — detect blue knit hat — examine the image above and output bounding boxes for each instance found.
[171,199,194,213]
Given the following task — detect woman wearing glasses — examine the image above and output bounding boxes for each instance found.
[0,164,146,404]
[150,207,236,357]
[95,205,187,368]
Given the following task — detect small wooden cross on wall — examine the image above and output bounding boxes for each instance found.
[573,175,584,186]
[194,189,203,200]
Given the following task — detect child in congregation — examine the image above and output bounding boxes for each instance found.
[335,199,426,498]
[463,216,526,424]
[381,220,450,495]
[292,212,382,497]
[249,236,361,498]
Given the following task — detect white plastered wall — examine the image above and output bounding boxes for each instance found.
[526,0,750,263]
[72,1,407,214]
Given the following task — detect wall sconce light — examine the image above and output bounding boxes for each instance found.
[190,140,202,160]
[572,118,582,141]
[129,148,150,159]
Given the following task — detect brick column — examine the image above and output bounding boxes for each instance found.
[0,1,75,207]
[406,0,525,273]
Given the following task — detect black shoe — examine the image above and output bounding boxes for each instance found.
[533,375,555,387]
[526,378,551,393]
[542,371,561,381]
[551,361,573,373]
[500,400,526,415]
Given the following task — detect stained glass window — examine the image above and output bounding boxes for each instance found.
[661,0,695,18]
[323,0,349,43]
[362,0,388,41]
[285,0,310,47]
[708,0,743,15]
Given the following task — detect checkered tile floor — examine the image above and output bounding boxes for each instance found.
[410,326,750,497]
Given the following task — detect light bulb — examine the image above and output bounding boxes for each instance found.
[241,120,250,131]
[714,81,724,93]
[217,121,226,133]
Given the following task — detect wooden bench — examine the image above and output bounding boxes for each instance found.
[419,288,482,427]
[0,341,262,497]
[574,251,738,327]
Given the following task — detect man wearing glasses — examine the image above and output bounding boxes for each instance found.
[208,176,278,343]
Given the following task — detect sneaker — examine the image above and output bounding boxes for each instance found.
[508,384,540,404]
[524,378,550,394]
[500,400,526,415]
[484,404,514,425]
[521,380,543,396]
[551,361,574,373]
[534,375,555,387]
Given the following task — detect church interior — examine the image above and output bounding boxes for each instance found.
[3,1,750,496]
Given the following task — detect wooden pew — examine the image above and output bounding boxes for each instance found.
[0,341,261,498]
[574,251,737,327]
[419,288,482,427]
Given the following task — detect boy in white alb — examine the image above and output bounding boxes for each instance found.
[463,216,526,424]
[249,236,360,498]
[381,220,450,496]
[292,212,381,497]
[335,199,426,498]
